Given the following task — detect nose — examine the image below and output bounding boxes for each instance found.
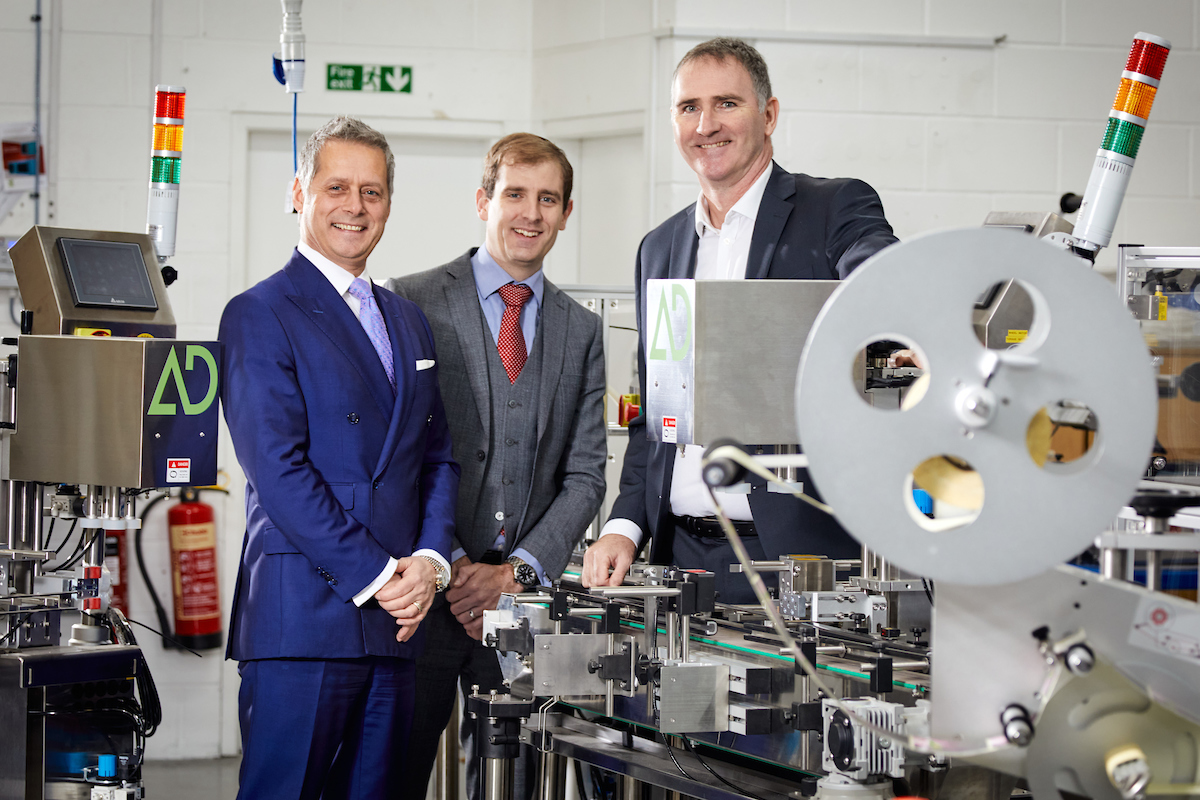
[518,194,542,221]
[696,106,719,137]
[343,188,365,215]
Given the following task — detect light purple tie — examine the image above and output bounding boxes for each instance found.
[348,278,395,391]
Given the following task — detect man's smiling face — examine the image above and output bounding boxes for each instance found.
[476,160,573,281]
[671,55,778,193]
[294,138,391,275]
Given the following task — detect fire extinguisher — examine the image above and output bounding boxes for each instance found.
[104,529,129,614]
[167,488,223,650]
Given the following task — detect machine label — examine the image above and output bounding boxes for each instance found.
[148,344,218,416]
[326,64,412,93]
[662,416,677,443]
[167,458,191,483]
[1130,596,1200,660]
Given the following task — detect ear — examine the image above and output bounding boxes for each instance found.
[475,187,489,221]
[292,177,305,214]
[763,96,780,137]
[558,199,574,230]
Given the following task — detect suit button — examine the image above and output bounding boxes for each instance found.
[505,438,516,446]
[347,413,359,424]
[427,415,433,425]
[502,478,512,486]
[373,479,381,490]
[476,450,486,462]
[507,400,517,408]
[495,511,504,521]
[329,578,338,586]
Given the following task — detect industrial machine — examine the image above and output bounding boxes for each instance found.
[453,33,1200,800]
[0,225,219,799]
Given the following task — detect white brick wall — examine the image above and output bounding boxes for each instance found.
[0,0,1198,768]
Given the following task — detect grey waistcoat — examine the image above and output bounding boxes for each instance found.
[471,308,543,558]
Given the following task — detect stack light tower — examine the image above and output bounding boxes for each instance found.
[1069,33,1171,258]
[146,85,185,277]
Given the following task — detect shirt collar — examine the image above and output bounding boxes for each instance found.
[470,245,544,308]
[297,241,375,296]
[693,160,774,237]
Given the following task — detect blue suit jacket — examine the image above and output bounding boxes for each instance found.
[220,249,459,661]
[609,163,898,564]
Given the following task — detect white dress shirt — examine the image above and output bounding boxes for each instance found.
[601,163,772,547]
[296,242,451,604]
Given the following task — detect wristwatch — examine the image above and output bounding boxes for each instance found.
[416,555,450,593]
[507,556,539,589]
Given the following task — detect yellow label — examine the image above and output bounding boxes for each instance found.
[137,332,154,338]
[170,521,216,552]
[72,327,112,337]
[1005,329,1028,344]
[1155,291,1168,321]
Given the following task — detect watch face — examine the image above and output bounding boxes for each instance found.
[515,563,538,587]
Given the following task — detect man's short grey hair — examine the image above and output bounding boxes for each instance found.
[296,115,395,196]
[674,37,773,111]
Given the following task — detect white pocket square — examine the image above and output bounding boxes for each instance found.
[415,359,436,371]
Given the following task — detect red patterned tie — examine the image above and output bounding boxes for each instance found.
[496,283,533,384]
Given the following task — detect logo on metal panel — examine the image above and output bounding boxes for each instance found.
[148,345,218,416]
[648,285,692,362]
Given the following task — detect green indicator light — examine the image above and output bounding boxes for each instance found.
[151,156,182,184]
[1101,117,1144,160]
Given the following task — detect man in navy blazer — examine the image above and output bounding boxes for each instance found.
[220,116,459,799]
[582,38,898,602]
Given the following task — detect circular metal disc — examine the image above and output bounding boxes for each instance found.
[795,228,1157,586]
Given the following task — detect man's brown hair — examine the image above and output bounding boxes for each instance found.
[481,133,574,203]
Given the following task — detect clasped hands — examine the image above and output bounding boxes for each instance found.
[375,556,436,643]
[445,556,521,641]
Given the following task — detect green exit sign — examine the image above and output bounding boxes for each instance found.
[326,64,413,93]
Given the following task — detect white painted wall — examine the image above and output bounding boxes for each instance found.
[0,0,1197,762]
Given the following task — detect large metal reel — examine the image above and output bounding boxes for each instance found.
[795,227,1157,586]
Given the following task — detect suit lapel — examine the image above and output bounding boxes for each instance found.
[444,255,494,440]
[536,281,567,441]
[746,163,795,281]
[282,252,395,419]
[671,204,701,279]
[372,290,417,479]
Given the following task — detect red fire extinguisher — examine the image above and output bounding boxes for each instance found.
[104,529,129,614]
[167,488,223,650]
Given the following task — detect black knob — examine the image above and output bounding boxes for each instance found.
[161,265,178,286]
[19,310,33,335]
[1060,192,1082,214]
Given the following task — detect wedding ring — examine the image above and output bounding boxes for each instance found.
[413,600,423,613]
[468,609,475,619]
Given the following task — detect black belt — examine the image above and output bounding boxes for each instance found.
[674,515,756,539]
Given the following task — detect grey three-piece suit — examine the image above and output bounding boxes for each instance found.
[385,250,606,799]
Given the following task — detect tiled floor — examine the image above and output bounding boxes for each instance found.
[142,757,241,800]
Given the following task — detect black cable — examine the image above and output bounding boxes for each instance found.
[41,518,79,568]
[659,732,697,782]
[0,613,32,645]
[922,578,934,606]
[122,615,202,658]
[57,530,100,571]
[680,737,769,800]
[133,491,177,649]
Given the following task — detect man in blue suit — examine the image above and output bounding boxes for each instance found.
[220,116,459,800]
[582,39,897,602]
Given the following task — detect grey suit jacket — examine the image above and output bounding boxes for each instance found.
[386,251,606,580]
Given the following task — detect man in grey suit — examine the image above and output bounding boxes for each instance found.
[385,132,606,800]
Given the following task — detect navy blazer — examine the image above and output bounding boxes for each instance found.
[608,163,898,564]
[220,250,459,661]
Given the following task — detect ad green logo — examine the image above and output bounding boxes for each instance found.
[148,345,218,416]
[648,284,692,362]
